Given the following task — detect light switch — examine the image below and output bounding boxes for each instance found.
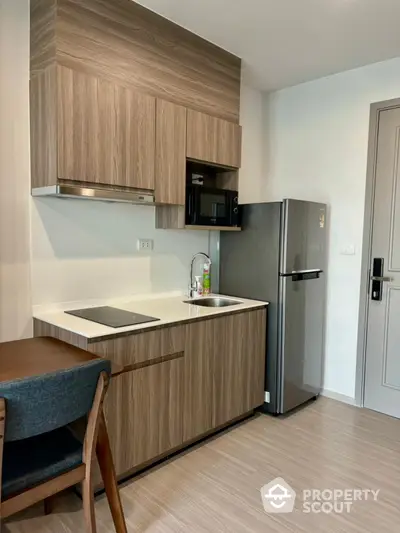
[341,245,356,256]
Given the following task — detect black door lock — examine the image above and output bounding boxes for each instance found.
[371,258,384,301]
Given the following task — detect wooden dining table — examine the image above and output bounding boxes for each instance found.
[0,336,127,533]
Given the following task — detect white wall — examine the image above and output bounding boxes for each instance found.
[0,0,32,341]
[239,84,264,204]
[31,199,209,305]
[263,57,400,399]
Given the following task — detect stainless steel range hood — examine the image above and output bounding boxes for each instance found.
[32,184,155,205]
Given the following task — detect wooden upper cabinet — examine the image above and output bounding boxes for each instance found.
[30,65,156,191]
[58,66,155,190]
[186,109,242,169]
[30,0,242,196]
[155,100,187,205]
[30,0,241,123]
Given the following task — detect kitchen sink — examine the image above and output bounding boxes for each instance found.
[183,297,241,308]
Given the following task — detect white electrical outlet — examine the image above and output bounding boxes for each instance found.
[137,239,153,251]
[264,391,270,403]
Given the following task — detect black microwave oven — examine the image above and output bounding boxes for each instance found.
[186,185,241,227]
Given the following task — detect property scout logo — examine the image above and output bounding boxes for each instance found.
[261,478,380,514]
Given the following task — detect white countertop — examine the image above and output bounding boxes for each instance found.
[33,293,268,340]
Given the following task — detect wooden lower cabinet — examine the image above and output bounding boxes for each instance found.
[212,309,266,427]
[183,319,214,441]
[91,308,266,483]
[183,308,267,440]
[103,355,184,479]
[35,309,266,484]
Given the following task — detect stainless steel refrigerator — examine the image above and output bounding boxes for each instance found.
[219,199,327,414]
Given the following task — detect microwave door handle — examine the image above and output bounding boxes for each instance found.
[191,195,196,224]
[190,189,196,222]
[185,190,191,223]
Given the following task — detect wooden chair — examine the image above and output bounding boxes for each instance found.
[0,358,126,532]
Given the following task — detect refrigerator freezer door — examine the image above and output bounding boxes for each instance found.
[220,203,282,302]
[280,199,327,275]
[279,272,325,413]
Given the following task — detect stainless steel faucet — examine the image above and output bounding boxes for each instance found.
[189,252,211,298]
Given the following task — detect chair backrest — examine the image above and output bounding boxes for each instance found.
[0,358,111,442]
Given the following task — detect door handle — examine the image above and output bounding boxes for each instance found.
[370,276,392,282]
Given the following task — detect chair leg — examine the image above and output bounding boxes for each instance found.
[82,478,97,533]
[96,413,127,533]
[44,496,54,515]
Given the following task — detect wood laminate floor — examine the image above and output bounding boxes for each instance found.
[3,397,400,532]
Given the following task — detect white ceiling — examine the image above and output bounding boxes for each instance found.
[136,0,400,91]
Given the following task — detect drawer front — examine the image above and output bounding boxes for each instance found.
[88,325,185,369]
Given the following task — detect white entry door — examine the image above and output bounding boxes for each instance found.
[364,106,400,418]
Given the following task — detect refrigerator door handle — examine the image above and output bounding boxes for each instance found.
[280,269,323,277]
[280,269,323,282]
[292,268,323,274]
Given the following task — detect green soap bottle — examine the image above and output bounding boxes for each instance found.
[203,263,211,295]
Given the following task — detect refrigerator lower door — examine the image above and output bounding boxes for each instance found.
[278,271,325,413]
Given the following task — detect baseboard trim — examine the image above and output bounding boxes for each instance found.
[321,389,356,406]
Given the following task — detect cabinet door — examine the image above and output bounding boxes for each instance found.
[58,66,155,190]
[183,319,214,441]
[186,109,242,168]
[104,357,184,477]
[212,309,266,427]
[155,100,186,205]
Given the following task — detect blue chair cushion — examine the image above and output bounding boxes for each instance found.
[2,426,83,500]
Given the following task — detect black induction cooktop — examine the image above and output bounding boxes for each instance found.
[65,306,159,328]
